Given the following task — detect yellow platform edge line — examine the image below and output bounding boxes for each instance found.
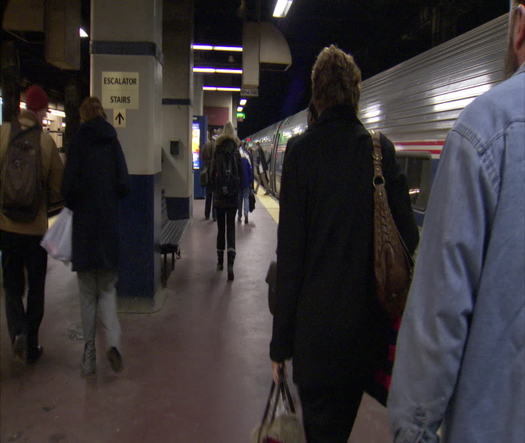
[255,190,279,223]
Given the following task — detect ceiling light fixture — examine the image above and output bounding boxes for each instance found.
[192,44,243,52]
[193,67,243,74]
[239,99,247,106]
[202,86,242,92]
[273,0,294,18]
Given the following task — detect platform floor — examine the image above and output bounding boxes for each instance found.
[0,197,392,442]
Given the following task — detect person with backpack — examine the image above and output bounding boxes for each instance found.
[210,122,242,281]
[61,97,130,376]
[0,84,64,364]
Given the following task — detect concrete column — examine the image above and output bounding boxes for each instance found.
[1,40,20,123]
[63,74,81,153]
[193,74,203,116]
[91,0,163,299]
[161,0,194,219]
[203,92,233,129]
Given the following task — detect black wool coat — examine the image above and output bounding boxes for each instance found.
[61,116,130,272]
[270,105,419,388]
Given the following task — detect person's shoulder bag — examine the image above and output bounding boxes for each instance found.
[371,130,414,320]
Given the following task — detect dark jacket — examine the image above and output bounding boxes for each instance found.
[211,135,242,209]
[199,139,215,187]
[61,116,130,272]
[270,105,419,388]
[240,154,253,189]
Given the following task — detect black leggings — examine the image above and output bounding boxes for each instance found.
[216,207,237,252]
[298,383,364,443]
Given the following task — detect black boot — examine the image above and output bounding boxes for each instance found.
[217,250,224,271]
[227,250,236,281]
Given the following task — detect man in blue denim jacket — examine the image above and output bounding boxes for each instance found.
[388,3,525,442]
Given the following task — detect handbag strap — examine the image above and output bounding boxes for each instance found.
[370,130,385,189]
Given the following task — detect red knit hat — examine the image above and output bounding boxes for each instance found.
[25,85,49,112]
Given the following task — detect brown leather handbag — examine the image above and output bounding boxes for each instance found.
[371,131,414,320]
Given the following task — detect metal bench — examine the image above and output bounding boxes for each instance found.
[160,197,188,284]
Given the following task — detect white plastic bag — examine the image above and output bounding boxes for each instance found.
[41,207,73,262]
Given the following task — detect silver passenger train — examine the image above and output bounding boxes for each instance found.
[245,14,507,225]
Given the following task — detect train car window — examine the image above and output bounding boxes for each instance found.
[396,152,432,212]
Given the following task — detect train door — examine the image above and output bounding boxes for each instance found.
[271,121,285,196]
[395,151,434,227]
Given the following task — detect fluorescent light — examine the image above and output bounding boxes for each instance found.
[194,67,216,73]
[217,87,241,92]
[79,28,88,38]
[239,99,247,106]
[214,46,243,52]
[273,0,293,18]
[237,106,243,112]
[193,67,243,74]
[192,44,213,50]
[215,68,242,74]
[192,44,243,52]
[203,86,242,92]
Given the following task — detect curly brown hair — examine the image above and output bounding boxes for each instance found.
[311,45,362,113]
[79,96,107,122]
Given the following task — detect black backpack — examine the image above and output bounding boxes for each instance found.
[214,149,240,198]
[0,120,44,222]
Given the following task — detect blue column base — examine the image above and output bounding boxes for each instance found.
[117,174,161,298]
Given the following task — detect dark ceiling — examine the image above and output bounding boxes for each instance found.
[1,0,509,136]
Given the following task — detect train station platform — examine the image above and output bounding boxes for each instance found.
[0,196,392,443]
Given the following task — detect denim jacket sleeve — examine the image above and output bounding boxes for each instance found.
[388,127,497,442]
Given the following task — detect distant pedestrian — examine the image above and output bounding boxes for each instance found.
[388,3,525,442]
[61,97,130,376]
[0,84,64,365]
[210,122,242,281]
[254,142,270,195]
[200,133,216,220]
[238,144,253,224]
[269,45,418,442]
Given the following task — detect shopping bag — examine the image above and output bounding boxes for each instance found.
[41,207,73,262]
[252,375,305,443]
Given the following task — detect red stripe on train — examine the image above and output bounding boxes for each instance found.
[397,149,442,155]
[395,141,445,146]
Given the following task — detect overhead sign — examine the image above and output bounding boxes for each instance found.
[113,109,126,128]
[241,87,258,97]
[102,72,139,109]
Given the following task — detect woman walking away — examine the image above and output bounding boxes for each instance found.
[269,46,419,442]
[62,97,130,377]
[211,122,242,281]
[238,144,253,224]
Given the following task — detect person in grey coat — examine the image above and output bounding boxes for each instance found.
[61,96,130,376]
[388,4,525,442]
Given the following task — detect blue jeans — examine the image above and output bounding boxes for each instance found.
[238,187,250,218]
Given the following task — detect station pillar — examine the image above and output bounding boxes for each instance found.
[161,0,194,219]
[90,0,163,298]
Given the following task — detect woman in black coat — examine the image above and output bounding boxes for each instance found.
[270,46,419,442]
[61,96,130,377]
[210,122,243,281]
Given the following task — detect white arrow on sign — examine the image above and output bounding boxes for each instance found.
[113,108,126,128]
